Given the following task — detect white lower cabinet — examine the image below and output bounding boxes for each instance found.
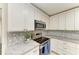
[50,38,79,55]
[50,38,58,52]
[56,39,64,54]
[75,44,79,55]
[25,46,39,55]
[50,38,64,54]
[62,41,77,55]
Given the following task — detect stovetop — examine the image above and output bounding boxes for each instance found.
[33,37,49,44]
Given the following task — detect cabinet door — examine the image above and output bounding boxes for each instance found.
[50,15,59,30]
[34,7,42,21]
[24,4,34,30]
[76,44,79,54]
[51,38,78,55]
[58,13,66,30]
[50,38,58,52]
[56,39,64,54]
[75,8,79,30]
[65,9,75,30]
[45,17,50,30]
[25,46,39,55]
[8,3,25,31]
[62,41,77,55]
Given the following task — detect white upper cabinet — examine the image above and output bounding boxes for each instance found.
[34,8,42,21]
[44,17,50,30]
[49,8,76,30]
[8,3,49,31]
[58,13,66,30]
[8,3,25,31]
[24,4,35,31]
[49,15,59,30]
[34,7,50,30]
[75,7,79,30]
[8,4,35,31]
[65,9,75,30]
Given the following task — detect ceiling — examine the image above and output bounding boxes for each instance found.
[32,3,79,16]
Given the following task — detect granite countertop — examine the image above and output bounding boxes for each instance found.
[44,35,79,44]
[5,40,39,55]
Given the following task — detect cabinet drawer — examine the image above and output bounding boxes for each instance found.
[63,41,76,48]
[25,46,39,55]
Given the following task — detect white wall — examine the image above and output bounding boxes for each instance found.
[0,3,8,55]
[0,9,2,44]
[0,20,1,44]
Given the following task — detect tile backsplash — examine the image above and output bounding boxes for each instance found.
[7,30,79,47]
[7,32,26,47]
[44,30,79,40]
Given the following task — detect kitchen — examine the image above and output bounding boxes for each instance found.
[1,3,79,55]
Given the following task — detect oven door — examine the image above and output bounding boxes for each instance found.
[40,41,50,55]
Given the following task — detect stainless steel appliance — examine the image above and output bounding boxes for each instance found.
[40,40,50,55]
[34,20,46,30]
[33,32,50,55]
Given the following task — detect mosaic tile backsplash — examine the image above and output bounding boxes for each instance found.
[8,32,26,47]
[45,30,79,40]
[8,30,79,47]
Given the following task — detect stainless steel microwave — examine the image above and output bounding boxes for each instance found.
[34,20,46,30]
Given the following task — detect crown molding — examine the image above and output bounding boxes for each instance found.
[31,3,49,16]
[49,6,79,17]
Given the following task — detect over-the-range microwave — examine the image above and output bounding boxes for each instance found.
[34,20,46,30]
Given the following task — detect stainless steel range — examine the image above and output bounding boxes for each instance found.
[32,32,50,55]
